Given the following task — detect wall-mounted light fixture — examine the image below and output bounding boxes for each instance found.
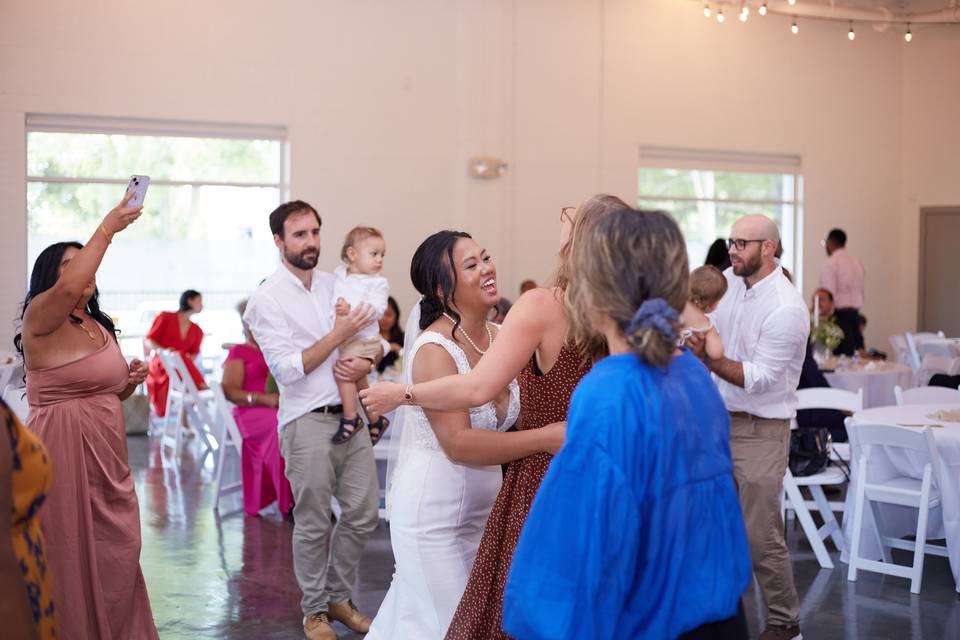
[468,156,508,179]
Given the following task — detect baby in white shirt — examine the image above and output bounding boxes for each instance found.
[332,226,390,445]
[681,265,726,360]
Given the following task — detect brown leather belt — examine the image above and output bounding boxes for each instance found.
[729,411,788,423]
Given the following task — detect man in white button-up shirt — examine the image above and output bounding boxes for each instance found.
[819,228,865,356]
[243,200,381,640]
[688,215,808,640]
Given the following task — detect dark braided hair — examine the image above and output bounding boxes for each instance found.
[410,230,473,340]
[14,241,118,361]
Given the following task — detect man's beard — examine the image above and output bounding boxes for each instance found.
[732,252,762,278]
[285,247,319,270]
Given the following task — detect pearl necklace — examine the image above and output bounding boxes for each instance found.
[442,312,492,355]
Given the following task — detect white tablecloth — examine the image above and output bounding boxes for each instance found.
[841,403,960,587]
[824,361,915,408]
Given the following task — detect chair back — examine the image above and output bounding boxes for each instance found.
[918,341,952,359]
[156,349,188,394]
[210,382,243,446]
[796,387,863,413]
[904,333,923,372]
[164,350,205,397]
[894,384,960,406]
[848,422,941,490]
[889,335,909,365]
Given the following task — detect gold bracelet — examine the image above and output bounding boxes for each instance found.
[99,224,113,243]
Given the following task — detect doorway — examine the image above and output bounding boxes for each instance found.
[919,207,960,335]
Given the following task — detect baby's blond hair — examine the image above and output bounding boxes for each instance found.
[689,265,727,311]
[341,226,384,262]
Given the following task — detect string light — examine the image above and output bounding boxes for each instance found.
[740,7,749,22]
[788,0,797,5]
[703,2,711,17]
[848,21,855,41]
[759,2,768,16]
[905,23,913,42]
[791,18,799,34]
[717,7,725,22]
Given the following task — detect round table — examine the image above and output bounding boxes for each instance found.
[824,361,914,408]
[842,403,960,587]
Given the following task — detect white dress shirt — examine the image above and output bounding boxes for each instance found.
[711,266,810,420]
[243,265,344,431]
[332,265,389,341]
[819,248,865,309]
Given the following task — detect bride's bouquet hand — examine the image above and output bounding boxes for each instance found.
[360,381,405,417]
[540,421,566,455]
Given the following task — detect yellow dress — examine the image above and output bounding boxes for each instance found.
[4,398,59,639]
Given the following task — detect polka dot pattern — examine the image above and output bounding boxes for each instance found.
[445,344,591,640]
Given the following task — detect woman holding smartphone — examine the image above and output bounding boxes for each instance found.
[15,191,159,639]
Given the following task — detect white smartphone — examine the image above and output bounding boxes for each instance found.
[126,175,150,207]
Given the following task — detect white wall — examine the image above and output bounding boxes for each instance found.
[1,0,953,351]
[901,29,960,331]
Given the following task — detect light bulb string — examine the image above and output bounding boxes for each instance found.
[696,1,954,32]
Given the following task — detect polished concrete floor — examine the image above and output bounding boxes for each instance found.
[131,435,960,640]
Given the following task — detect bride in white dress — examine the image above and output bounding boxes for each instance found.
[366,231,564,640]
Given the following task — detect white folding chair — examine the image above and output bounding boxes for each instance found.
[904,333,923,374]
[846,422,953,594]
[895,384,960,406]
[889,335,909,366]
[781,388,862,568]
[796,387,862,463]
[210,382,244,513]
[158,350,217,457]
[1,385,29,423]
[919,340,954,359]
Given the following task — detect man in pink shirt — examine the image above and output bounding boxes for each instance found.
[820,228,865,356]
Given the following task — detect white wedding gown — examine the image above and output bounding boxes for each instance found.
[367,331,520,640]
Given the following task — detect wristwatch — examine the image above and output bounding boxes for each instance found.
[403,384,414,405]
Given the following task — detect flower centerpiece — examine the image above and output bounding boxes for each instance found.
[811,317,844,360]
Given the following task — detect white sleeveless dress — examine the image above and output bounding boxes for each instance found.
[367,331,520,640]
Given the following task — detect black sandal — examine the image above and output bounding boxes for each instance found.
[368,416,390,445]
[332,416,363,444]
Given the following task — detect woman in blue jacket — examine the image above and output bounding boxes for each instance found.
[502,207,752,640]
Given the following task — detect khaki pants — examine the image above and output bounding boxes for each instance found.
[729,413,800,627]
[280,412,380,616]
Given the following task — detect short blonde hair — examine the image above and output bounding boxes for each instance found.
[567,208,689,367]
[341,226,384,262]
[689,265,727,310]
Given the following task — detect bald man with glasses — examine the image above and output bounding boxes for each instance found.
[686,215,808,640]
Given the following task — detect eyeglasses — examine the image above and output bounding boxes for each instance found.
[727,238,767,251]
[560,206,576,224]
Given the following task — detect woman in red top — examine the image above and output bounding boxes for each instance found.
[145,289,206,417]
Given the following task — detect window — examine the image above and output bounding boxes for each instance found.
[636,146,803,286]
[26,115,287,361]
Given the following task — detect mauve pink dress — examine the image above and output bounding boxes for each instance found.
[26,325,158,640]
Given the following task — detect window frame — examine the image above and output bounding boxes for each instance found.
[637,145,804,290]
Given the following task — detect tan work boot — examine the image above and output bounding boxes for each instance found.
[327,599,372,633]
[303,612,336,640]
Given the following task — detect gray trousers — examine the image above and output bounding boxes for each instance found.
[280,412,380,616]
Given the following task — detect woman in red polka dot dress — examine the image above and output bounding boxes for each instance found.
[361,194,629,639]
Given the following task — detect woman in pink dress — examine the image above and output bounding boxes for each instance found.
[221,300,293,517]
[14,192,159,639]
